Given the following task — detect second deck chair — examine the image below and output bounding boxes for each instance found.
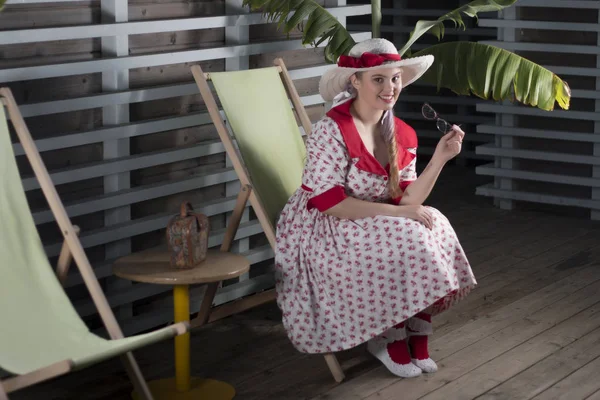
[0,87,188,400]
[190,60,345,383]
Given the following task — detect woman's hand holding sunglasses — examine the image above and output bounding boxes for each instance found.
[422,103,465,163]
[435,125,465,163]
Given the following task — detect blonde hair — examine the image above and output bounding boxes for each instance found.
[380,109,401,198]
[346,77,402,199]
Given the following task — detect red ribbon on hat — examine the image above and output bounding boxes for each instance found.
[337,52,402,68]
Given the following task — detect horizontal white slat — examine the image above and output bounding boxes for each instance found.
[44,196,237,257]
[14,87,318,157]
[0,5,371,45]
[76,245,274,318]
[287,64,333,80]
[78,284,168,319]
[476,183,600,210]
[476,125,600,143]
[22,140,223,191]
[13,113,210,156]
[43,195,255,257]
[418,146,493,161]
[12,64,331,119]
[478,18,600,32]
[514,0,600,9]
[571,89,600,100]
[67,242,273,290]
[476,164,600,188]
[0,32,370,83]
[398,95,488,107]
[102,270,276,337]
[476,143,600,166]
[347,24,496,37]
[479,40,600,55]
[301,94,325,107]
[399,111,494,125]
[382,7,503,17]
[382,8,450,17]
[18,83,199,118]
[211,266,274,302]
[6,0,96,3]
[476,103,600,122]
[416,129,491,142]
[33,167,238,225]
[399,58,594,83]
[544,65,600,77]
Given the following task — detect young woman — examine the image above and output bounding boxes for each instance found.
[274,38,477,378]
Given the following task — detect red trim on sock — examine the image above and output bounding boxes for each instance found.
[387,339,411,364]
[408,335,429,360]
[414,312,432,323]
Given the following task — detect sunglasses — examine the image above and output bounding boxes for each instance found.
[421,103,459,134]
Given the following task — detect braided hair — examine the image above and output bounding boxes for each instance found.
[345,79,402,199]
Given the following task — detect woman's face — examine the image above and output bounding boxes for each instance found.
[352,67,403,111]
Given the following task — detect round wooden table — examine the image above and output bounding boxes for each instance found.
[113,247,250,400]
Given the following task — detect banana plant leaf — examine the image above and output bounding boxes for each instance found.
[412,41,571,111]
[241,0,356,63]
[399,0,518,56]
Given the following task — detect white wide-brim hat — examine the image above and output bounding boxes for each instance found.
[319,38,434,102]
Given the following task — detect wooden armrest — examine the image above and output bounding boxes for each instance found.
[220,184,252,252]
[2,360,73,393]
[0,382,8,400]
[55,225,80,286]
[171,321,190,336]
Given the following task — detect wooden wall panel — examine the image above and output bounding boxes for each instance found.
[0,0,371,334]
[475,2,600,220]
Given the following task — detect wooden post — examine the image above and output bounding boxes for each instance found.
[392,0,409,121]
[371,0,381,38]
[0,382,8,400]
[324,0,348,113]
[495,6,517,211]
[593,9,600,220]
[101,0,132,319]
[225,0,250,279]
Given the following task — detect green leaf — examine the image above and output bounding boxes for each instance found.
[242,0,355,63]
[412,41,571,111]
[0,0,6,12]
[399,0,518,56]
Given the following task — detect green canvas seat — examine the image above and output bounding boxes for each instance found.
[0,88,188,400]
[209,66,307,226]
[191,59,345,383]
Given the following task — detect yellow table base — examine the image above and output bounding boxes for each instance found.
[132,377,235,400]
[132,285,235,399]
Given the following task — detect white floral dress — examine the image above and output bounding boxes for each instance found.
[274,99,477,354]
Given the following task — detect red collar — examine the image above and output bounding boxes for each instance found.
[326,99,417,176]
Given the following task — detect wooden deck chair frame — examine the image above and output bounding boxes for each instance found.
[190,59,345,383]
[0,87,188,400]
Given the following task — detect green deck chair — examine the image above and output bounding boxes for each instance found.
[190,59,345,383]
[0,87,189,400]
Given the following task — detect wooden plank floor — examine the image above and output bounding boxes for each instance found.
[9,165,600,400]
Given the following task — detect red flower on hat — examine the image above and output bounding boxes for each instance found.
[338,52,402,68]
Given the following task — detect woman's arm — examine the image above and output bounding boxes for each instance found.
[323,196,435,229]
[324,196,401,220]
[400,126,464,206]
[399,157,445,206]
